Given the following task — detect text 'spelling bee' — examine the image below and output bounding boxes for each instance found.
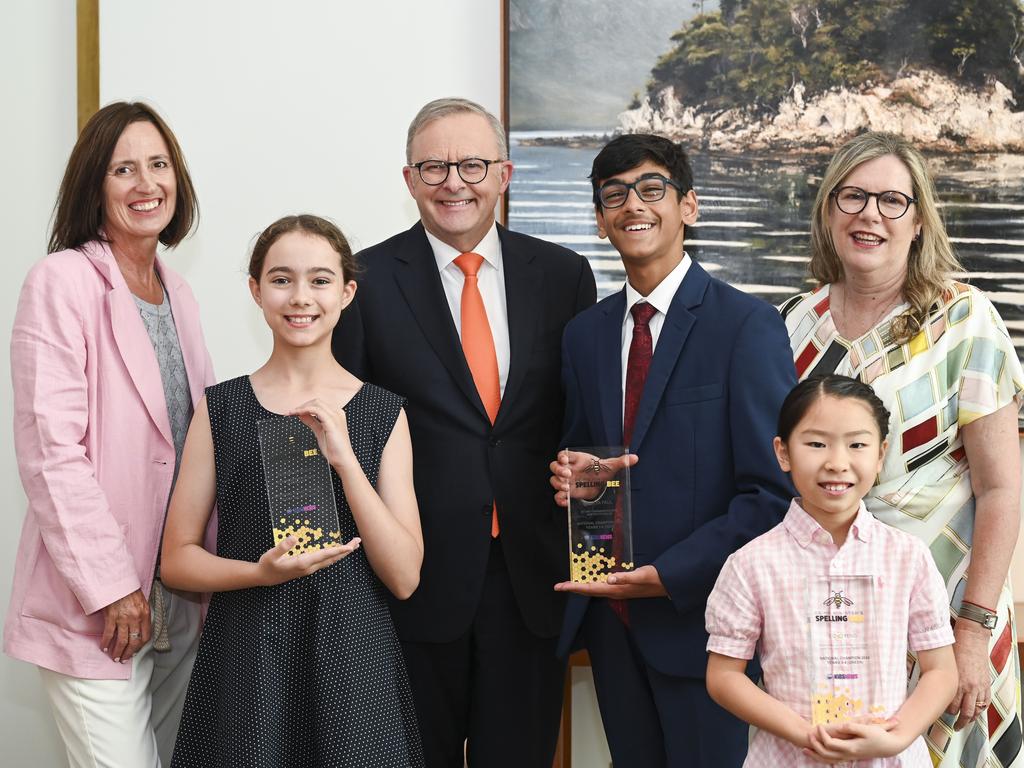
[824,591,853,608]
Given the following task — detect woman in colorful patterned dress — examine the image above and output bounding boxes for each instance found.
[780,131,1024,767]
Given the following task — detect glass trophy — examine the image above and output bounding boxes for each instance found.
[566,446,634,583]
[807,575,888,725]
[256,416,342,556]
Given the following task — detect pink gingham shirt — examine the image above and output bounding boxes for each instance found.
[706,500,954,767]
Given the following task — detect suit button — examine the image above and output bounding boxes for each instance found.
[488,437,501,447]
[481,504,491,516]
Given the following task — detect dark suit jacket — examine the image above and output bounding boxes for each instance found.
[333,222,596,643]
[556,261,796,678]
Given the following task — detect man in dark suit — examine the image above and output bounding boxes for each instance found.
[550,134,796,767]
[332,98,596,768]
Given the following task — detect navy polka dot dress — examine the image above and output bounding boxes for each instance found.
[171,376,424,767]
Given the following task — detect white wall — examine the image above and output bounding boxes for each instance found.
[100,0,501,382]
[0,0,503,763]
[0,1,78,764]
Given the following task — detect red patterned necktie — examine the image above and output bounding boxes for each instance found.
[623,302,657,445]
[611,301,658,623]
[454,252,501,537]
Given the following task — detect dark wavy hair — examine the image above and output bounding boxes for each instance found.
[49,101,198,253]
[248,214,361,283]
[777,375,891,442]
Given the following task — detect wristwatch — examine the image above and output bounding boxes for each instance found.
[959,601,998,630]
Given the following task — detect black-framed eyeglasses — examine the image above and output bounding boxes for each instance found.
[830,186,917,220]
[597,174,683,209]
[408,158,504,186]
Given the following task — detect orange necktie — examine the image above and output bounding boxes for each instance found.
[454,252,501,537]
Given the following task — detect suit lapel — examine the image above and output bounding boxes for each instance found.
[392,224,488,419]
[597,291,626,446]
[628,262,710,452]
[84,241,174,447]
[494,227,538,426]
[158,259,209,405]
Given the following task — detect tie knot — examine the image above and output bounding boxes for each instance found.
[454,252,484,277]
[631,301,658,327]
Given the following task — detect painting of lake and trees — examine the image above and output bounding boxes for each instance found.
[507,0,1024,359]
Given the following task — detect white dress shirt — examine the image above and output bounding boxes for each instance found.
[620,253,692,410]
[425,224,511,396]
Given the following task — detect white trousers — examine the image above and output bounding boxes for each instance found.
[38,582,200,768]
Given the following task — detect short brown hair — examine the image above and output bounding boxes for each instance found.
[809,131,962,344]
[248,214,360,283]
[48,101,199,253]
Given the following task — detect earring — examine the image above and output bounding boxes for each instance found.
[913,232,921,242]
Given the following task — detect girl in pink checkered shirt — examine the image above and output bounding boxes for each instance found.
[706,375,958,766]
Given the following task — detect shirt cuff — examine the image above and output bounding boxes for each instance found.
[706,635,756,659]
[909,624,956,652]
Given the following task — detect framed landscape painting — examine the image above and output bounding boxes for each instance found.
[505,0,1024,358]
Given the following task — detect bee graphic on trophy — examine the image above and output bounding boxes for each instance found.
[824,590,854,609]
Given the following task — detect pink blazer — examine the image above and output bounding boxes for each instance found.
[4,240,215,679]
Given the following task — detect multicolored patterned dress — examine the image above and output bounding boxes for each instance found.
[780,282,1024,768]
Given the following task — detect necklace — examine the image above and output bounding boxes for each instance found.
[833,283,903,341]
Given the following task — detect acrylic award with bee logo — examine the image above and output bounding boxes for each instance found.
[566,446,634,583]
[808,575,888,726]
[256,416,342,555]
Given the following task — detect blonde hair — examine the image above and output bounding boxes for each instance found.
[809,132,962,344]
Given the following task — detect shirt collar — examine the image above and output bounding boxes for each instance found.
[425,223,501,273]
[783,498,874,548]
[623,252,691,321]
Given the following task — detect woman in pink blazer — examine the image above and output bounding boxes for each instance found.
[5,102,214,768]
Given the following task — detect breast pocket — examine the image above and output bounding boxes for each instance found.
[665,382,723,406]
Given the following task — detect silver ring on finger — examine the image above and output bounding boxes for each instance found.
[129,631,141,639]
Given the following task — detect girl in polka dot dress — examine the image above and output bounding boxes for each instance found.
[161,215,424,767]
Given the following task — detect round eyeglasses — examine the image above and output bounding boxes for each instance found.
[830,186,917,220]
[408,158,504,186]
[597,174,683,209]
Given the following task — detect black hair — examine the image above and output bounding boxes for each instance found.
[589,134,695,207]
[777,375,891,442]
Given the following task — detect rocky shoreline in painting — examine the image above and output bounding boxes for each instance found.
[518,70,1024,155]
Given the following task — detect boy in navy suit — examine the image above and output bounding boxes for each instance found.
[551,134,795,768]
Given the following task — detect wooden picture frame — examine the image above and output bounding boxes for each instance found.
[76,0,99,133]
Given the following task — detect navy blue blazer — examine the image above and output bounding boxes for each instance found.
[557,260,796,678]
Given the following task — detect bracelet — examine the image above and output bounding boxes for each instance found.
[957,601,998,631]
[961,599,997,613]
